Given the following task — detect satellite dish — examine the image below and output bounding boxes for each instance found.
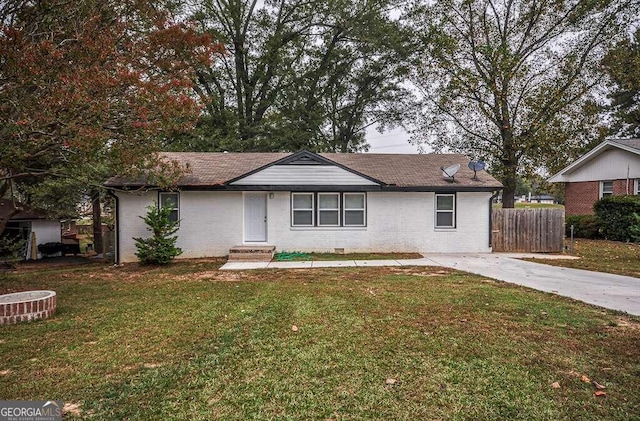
[468,160,487,180]
[468,161,486,171]
[441,164,460,182]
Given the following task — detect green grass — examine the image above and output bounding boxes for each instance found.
[275,252,423,261]
[522,239,640,278]
[1,260,639,420]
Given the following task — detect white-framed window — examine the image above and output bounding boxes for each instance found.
[290,192,367,227]
[318,193,340,226]
[159,192,180,223]
[635,179,640,195]
[343,193,366,226]
[435,193,455,228]
[600,180,614,198]
[292,193,314,226]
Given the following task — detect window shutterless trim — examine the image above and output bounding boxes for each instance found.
[600,180,613,198]
[290,192,367,227]
[435,192,456,229]
[158,192,180,224]
[291,192,314,227]
[317,192,341,226]
[343,192,366,227]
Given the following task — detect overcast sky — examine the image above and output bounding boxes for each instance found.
[365,126,421,154]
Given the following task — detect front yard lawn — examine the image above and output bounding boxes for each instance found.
[1,260,639,420]
[523,239,640,278]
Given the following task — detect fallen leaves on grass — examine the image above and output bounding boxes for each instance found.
[143,363,163,369]
[385,378,398,385]
[593,381,606,390]
[552,382,561,389]
[594,391,607,397]
[291,325,298,332]
[581,375,591,383]
[63,402,82,417]
[0,369,11,376]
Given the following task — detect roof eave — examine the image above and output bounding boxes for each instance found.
[548,139,640,183]
[108,183,501,192]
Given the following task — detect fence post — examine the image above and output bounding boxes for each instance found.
[570,224,574,254]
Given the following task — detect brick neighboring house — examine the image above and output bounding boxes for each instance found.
[548,139,640,216]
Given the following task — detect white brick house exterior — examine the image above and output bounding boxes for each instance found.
[108,151,502,263]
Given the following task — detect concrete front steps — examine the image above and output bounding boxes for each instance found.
[228,246,275,262]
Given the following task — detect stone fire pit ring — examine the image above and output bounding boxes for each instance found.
[0,291,57,325]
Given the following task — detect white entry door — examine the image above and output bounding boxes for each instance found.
[244,193,267,242]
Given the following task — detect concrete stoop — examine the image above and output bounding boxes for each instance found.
[228,246,275,262]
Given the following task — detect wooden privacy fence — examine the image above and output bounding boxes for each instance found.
[491,208,565,252]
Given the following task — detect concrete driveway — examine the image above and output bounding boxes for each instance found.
[424,254,640,316]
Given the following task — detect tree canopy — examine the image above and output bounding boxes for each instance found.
[167,0,414,153]
[408,0,636,207]
[602,28,640,138]
[0,0,220,232]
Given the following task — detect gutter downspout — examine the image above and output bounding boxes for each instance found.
[106,190,120,265]
[489,191,500,249]
[627,165,630,195]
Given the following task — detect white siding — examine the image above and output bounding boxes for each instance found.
[563,149,640,182]
[268,191,491,253]
[116,191,244,262]
[31,220,61,245]
[116,190,492,262]
[116,192,155,262]
[175,191,243,258]
[231,165,378,186]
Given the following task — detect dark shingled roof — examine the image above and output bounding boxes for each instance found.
[610,138,640,152]
[321,153,501,188]
[0,200,50,221]
[106,152,502,189]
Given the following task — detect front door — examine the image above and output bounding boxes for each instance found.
[244,193,267,242]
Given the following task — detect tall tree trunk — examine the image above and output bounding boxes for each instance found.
[502,163,517,209]
[0,209,20,237]
[91,190,103,254]
[499,113,518,208]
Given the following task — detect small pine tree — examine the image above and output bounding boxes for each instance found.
[0,235,26,270]
[133,202,183,265]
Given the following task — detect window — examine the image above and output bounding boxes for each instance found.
[159,192,180,223]
[292,193,314,226]
[290,192,367,227]
[601,181,614,198]
[344,193,366,226]
[435,194,455,228]
[635,179,640,195]
[318,193,340,226]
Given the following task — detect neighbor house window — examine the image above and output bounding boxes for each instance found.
[635,179,640,195]
[159,192,180,223]
[435,193,455,228]
[291,192,367,227]
[343,193,366,226]
[292,193,314,226]
[318,193,340,226]
[600,181,614,198]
